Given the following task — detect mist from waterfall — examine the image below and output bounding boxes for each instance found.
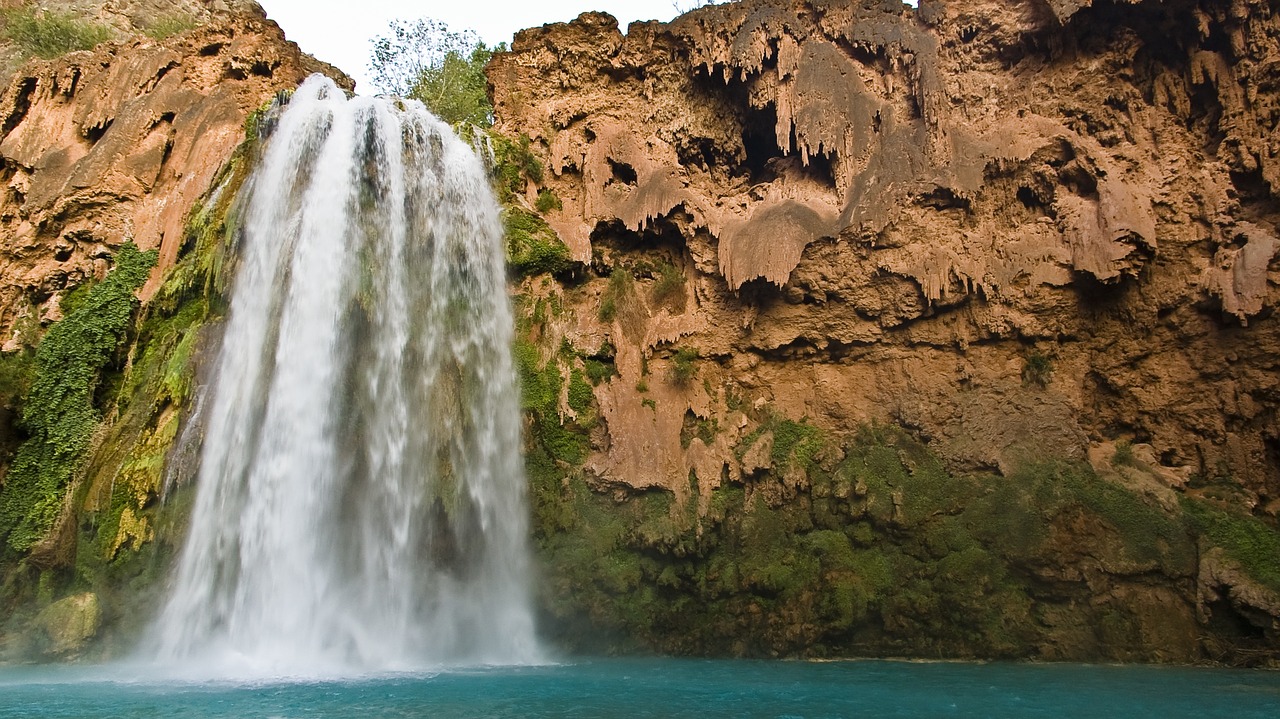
[149,75,540,678]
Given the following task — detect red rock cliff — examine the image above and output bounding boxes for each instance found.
[489,0,1280,511]
[0,0,349,343]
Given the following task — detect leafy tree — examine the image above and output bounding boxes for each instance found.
[368,19,497,126]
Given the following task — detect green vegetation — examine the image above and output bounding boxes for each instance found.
[0,243,157,553]
[492,133,544,202]
[1183,499,1280,593]
[0,111,255,660]
[1021,350,1053,388]
[567,368,594,418]
[598,269,634,323]
[0,7,114,59]
[524,406,1265,660]
[504,208,574,278]
[535,189,562,214]
[649,259,685,308]
[369,19,497,126]
[514,340,590,468]
[0,348,35,417]
[143,13,197,40]
[680,413,719,450]
[1112,440,1135,467]
[669,347,700,386]
[584,358,617,386]
[769,416,823,471]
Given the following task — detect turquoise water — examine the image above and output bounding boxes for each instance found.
[1,658,1277,718]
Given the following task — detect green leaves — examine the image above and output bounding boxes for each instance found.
[0,7,114,60]
[368,19,497,126]
[0,243,157,553]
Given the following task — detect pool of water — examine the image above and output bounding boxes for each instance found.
[1,657,1277,718]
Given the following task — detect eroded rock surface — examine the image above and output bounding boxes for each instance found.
[0,0,348,344]
[491,0,1280,511]
[491,0,1280,661]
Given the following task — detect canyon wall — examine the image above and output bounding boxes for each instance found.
[0,0,349,659]
[488,0,1280,663]
[0,0,1277,665]
[0,0,346,340]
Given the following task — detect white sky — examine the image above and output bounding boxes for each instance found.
[256,1,697,94]
[258,1,918,94]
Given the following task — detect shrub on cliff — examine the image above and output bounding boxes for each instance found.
[0,243,157,554]
[369,18,497,126]
[504,207,574,278]
[0,8,114,60]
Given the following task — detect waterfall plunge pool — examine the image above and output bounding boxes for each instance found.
[1,658,1277,718]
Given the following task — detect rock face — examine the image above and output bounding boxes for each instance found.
[0,0,348,344]
[0,1,349,662]
[1,0,1277,666]
[491,0,1280,529]
[490,0,1280,661]
[34,592,100,657]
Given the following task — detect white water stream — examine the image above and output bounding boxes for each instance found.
[150,75,540,677]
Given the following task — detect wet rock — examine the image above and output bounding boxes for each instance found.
[35,592,101,658]
[0,1,350,338]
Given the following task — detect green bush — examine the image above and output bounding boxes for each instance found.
[584,358,617,386]
[535,189,562,214]
[0,243,157,553]
[369,19,496,126]
[504,208,573,277]
[1111,440,1135,467]
[670,347,699,386]
[598,270,635,323]
[650,260,685,307]
[1021,351,1053,388]
[1,8,115,59]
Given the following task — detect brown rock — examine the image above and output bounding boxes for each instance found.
[491,0,1280,513]
[0,1,350,343]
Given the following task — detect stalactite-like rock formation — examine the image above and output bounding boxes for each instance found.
[490,0,1280,661]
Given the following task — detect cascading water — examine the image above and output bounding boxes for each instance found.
[150,75,540,677]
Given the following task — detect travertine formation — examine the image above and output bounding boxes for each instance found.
[490,0,1280,657]
[0,0,347,345]
[1,0,1276,664]
[491,0,1279,508]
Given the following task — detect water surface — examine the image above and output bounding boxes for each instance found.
[2,658,1276,718]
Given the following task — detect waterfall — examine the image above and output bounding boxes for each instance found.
[150,75,540,677]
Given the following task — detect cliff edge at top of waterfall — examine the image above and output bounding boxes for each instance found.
[0,0,351,346]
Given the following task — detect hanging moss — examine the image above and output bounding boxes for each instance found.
[491,133,544,202]
[0,243,157,554]
[527,416,1228,660]
[505,208,574,278]
[514,339,590,467]
[567,368,595,418]
[1183,499,1280,592]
